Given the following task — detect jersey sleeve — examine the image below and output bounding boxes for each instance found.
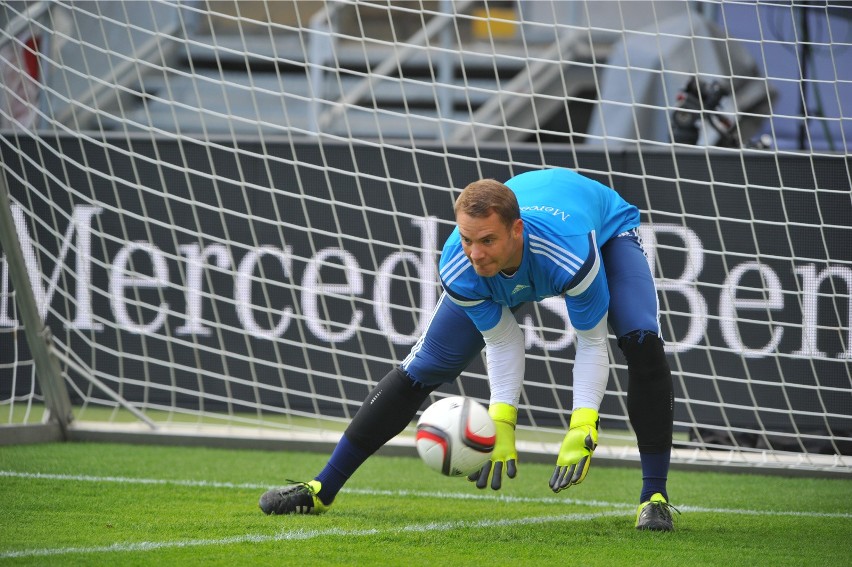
[440,280,504,332]
[562,231,610,331]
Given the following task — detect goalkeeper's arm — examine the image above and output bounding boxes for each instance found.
[469,307,524,490]
[482,306,525,408]
[550,317,609,492]
[571,317,610,411]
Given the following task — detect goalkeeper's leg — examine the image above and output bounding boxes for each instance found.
[621,337,678,532]
[260,294,484,514]
[313,295,485,506]
[619,329,674,504]
[603,229,675,529]
[312,366,437,506]
[258,367,435,515]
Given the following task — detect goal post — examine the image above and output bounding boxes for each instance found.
[0,0,850,475]
[0,159,73,440]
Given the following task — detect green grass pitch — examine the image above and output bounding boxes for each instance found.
[1,442,850,566]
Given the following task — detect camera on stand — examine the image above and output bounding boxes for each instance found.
[671,76,738,147]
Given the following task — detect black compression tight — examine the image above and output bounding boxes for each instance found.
[618,330,674,453]
[344,367,437,455]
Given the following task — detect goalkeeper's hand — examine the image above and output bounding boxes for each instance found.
[549,408,599,493]
[468,403,518,490]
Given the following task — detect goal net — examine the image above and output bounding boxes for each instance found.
[1,0,850,474]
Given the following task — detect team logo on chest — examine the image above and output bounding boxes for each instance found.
[511,284,530,295]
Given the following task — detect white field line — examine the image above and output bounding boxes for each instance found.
[1,470,851,560]
[0,511,628,559]
[3,470,852,518]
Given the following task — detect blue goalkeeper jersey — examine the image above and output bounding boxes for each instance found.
[439,168,640,332]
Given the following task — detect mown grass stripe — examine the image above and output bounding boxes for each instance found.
[2,469,850,520]
[0,511,628,559]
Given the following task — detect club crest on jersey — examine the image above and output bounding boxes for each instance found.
[511,284,529,295]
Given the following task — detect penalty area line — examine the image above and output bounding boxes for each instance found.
[0,469,630,508]
[2,469,851,520]
[0,511,627,559]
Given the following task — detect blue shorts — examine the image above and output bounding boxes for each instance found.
[402,229,660,386]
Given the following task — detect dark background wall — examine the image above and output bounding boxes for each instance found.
[1,136,849,449]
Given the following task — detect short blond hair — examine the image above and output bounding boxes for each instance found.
[454,179,520,227]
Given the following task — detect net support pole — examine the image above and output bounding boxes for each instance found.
[0,161,73,436]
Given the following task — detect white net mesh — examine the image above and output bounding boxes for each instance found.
[1,0,850,472]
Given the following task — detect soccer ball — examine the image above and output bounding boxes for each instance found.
[415,396,496,477]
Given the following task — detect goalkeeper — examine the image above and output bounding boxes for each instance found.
[259,168,677,531]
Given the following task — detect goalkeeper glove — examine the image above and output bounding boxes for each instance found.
[468,403,518,490]
[549,408,599,493]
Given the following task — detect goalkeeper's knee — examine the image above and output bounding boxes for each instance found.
[619,330,673,453]
[345,367,435,454]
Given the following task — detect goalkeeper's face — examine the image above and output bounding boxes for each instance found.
[456,211,524,277]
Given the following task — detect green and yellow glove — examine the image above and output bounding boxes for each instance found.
[468,403,518,490]
[549,408,599,493]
